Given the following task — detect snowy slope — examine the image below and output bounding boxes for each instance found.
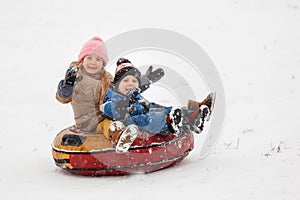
[0,0,299,200]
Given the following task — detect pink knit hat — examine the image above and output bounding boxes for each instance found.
[78,36,108,66]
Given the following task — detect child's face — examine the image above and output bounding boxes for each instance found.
[118,75,139,95]
[82,54,104,74]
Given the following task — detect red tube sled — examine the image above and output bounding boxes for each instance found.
[52,126,194,176]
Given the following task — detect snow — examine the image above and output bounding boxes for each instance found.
[0,0,300,199]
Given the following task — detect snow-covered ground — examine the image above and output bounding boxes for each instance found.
[0,0,299,199]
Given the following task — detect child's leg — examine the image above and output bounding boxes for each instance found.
[188,92,216,113]
[96,119,114,139]
[183,93,216,134]
[96,119,127,143]
[126,108,171,135]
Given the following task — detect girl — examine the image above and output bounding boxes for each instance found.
[56,36,112,132]
[100,58,215,137]
[56,37,140,153]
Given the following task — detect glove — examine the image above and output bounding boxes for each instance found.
[128,98,150,116]
[145,66,164,83]
[57,80,74,98]
[140,66,164,92]
[64,66,78,86]
[115,88,141,119]
[126,87,141,105]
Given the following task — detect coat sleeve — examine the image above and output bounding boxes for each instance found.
[100,100,128,120]
[56,91,72,104]
[100,89,122,120]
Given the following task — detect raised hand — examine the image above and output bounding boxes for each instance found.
[65,66,78,86]
[145,66,164,83]
[115,88,141,119]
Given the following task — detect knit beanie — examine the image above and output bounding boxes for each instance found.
[113,58,141,89]
[78,36,108,66]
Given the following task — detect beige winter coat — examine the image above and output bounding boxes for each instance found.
[56,65,113,132]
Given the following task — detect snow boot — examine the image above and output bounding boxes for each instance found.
[188,105,210,134]
[167,107,183,135]
[115,124,139,154]
[108,121,139,154]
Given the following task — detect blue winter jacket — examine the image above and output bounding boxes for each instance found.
[101,88,172,134]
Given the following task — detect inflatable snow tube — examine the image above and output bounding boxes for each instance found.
[52,126,194,176]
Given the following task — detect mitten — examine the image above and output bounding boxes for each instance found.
[146,66,164,83]
[140,66,164,92]
[115,88,141,119]
[65,66,78,86]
